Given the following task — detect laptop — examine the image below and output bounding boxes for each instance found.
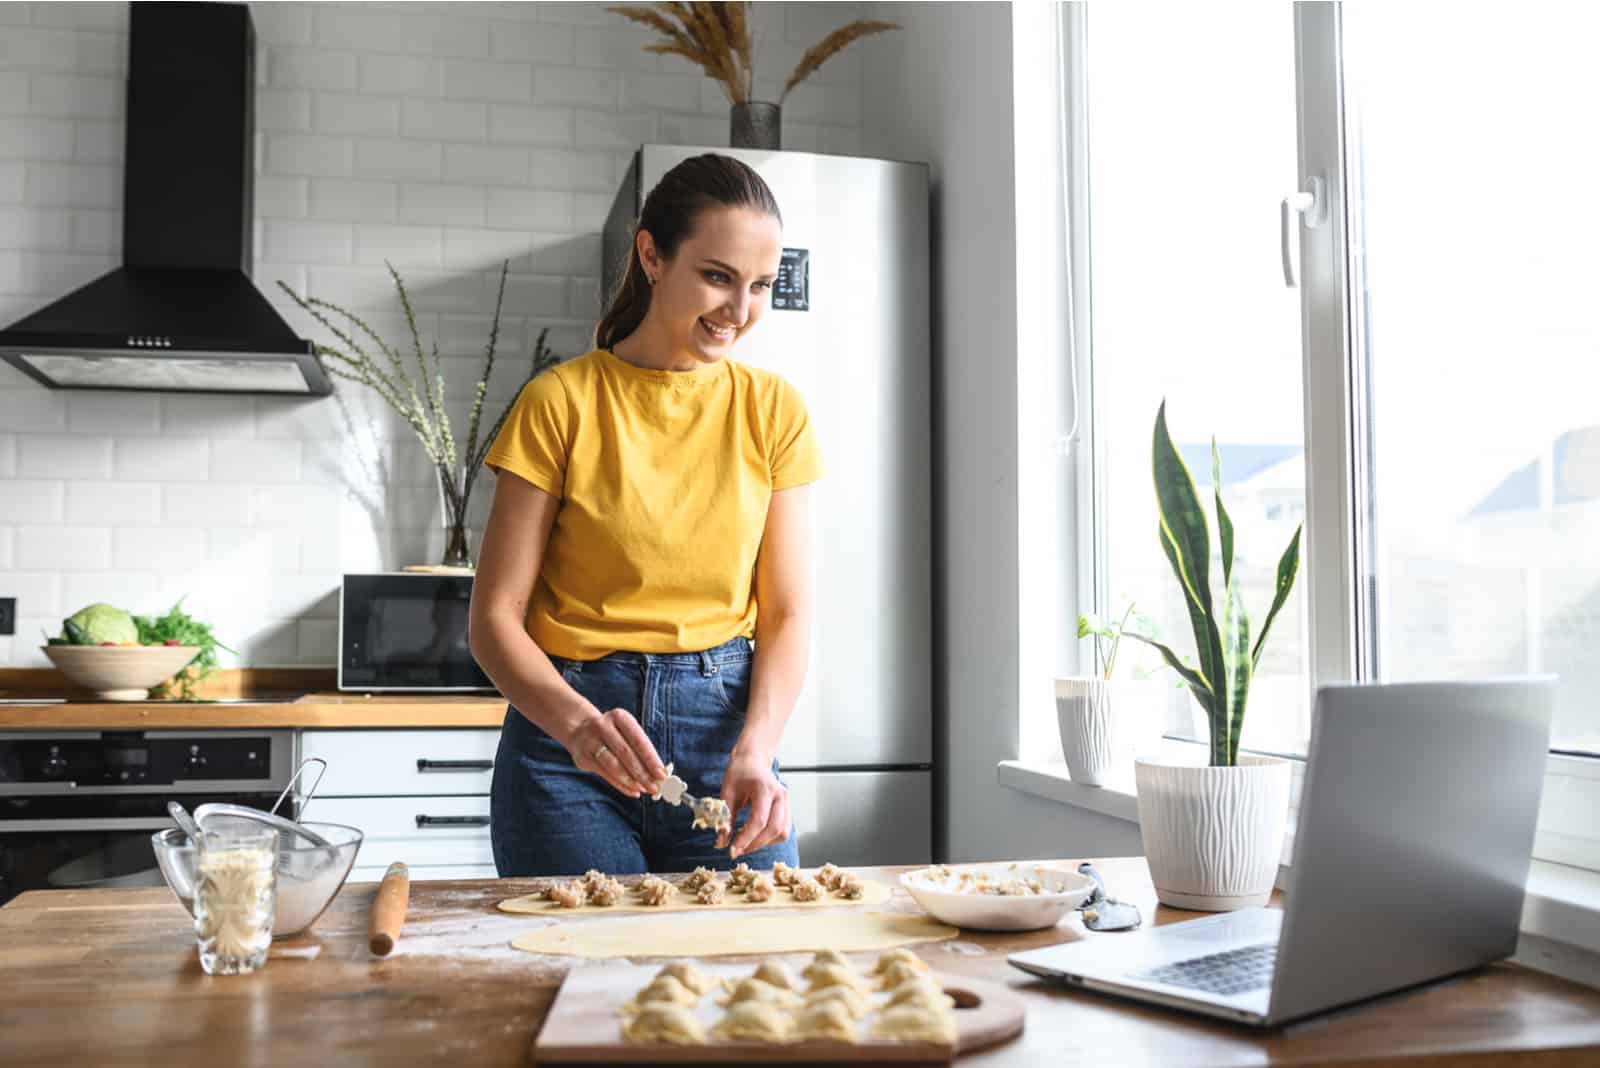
[1009,678,1555,1027]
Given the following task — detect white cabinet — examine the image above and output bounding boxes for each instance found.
[298,729,499,883]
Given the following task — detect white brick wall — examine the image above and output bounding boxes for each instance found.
[0,0,869,667]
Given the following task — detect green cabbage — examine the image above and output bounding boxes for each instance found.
[64,603,139,645]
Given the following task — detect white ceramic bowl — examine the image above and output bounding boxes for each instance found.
[42,644,200,700]
[899,862,1098,931]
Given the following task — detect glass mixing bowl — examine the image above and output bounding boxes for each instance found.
[153,820,363,937]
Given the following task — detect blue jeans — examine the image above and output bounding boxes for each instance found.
[491,635,799,877]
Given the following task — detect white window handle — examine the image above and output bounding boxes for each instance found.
[1281,175,1327,287]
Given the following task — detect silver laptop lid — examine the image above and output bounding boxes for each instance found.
[1268,678,1554,1023]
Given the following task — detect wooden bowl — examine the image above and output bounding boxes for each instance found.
[42,645,200,701]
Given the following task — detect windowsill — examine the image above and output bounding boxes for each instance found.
[998,757,1600,962]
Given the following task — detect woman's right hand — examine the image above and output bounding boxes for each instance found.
[558,706,668,798]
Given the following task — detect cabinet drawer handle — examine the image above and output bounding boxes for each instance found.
[415,759,494,773]
[415,814,491,828]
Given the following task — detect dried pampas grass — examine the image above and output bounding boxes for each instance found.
[607,2,898,106]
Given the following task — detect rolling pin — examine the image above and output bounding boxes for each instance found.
[368,861,411,956]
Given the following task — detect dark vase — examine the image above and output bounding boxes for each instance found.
[435,467,474,570]
[730,101,781,150]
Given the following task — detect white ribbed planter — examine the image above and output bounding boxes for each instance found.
[1054,678,1116,786]
[1134,754,1291,911]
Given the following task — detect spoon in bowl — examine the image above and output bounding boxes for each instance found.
[167,800,203,842]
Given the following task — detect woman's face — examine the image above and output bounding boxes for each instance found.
[639,206,782,366]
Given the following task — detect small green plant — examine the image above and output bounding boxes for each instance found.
[1123,402,1303,767]
[136,598,235,702]
[1077,602,1155,681]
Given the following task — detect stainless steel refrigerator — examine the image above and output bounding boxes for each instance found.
[604,145,933,866]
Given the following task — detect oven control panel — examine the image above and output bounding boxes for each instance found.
[0,734,273,786]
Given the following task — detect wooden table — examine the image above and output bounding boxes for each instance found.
[3,858,1598,1066]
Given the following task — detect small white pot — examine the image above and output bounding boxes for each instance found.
[1054,678,1117,786]
[1134,754,1291,911]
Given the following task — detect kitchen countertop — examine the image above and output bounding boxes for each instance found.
[3,858,1597,1066]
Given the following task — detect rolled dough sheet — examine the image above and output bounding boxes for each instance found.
[498,878,891,916]
[511,910,960,958]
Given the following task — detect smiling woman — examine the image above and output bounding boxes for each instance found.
[469,154,821,880]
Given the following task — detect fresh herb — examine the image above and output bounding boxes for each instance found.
[133,597,235,701]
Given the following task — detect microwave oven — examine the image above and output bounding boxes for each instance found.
[338,573,496,692]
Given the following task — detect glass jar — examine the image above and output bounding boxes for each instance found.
[193,816,278,975]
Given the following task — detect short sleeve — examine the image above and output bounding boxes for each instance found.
[769,378,823,491]
[484,368,571,498]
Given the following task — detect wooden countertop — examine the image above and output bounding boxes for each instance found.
[3,858,1597,1066]
[0,667,507,728]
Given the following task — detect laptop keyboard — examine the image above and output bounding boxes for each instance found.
[1132,941,1277,997]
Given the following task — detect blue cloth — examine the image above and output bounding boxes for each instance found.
[490,635,799,876]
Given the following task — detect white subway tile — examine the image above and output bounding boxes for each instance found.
[502,274,567,317]
[0,117,75,160]
[3,479,65,521]
[69,208,118,252]
[443,143,527,186]
[266,134,354,178]
[28,74,120,118]
[65,481,159,524]
[536,4,618,27]
[313,9,420,54]
[0,571,62,617]
[267,572,339,618]
[246,483,343,528]
[0,27,78,70]
[358,54,442,97]
[159,394,256,438]
[0,388,67,431]
[27,251,114,297]
[486,188,570,229]
[25,162,116,207]
[296,618,338,664]
[255,175,309,219]
[308,178,398,222]
[301,264,408,314]
[257,89,312,132]
[437,313,525,360]
[533,67,618,110]
[763,38,862,88]
[402,98,488,142]
[658,112,727,147]
[314,92,401,136]
[211,438,304,484]
[527,148,613,192]
[0,433,13,476]
[443,58,532,102]
[266,47,358,92]
[525,231,601,275]
[397,183,486,226]
[572,191,612,230]
[73,30,127,76]
[263,219,354,265]
[412,15,491,59]
[252,4,313,46]
[0,3,27,24]
[620,71,702,114]
[71,120,121,163]
[575,109,656,148]
[17,525,109,571]
[166,484,249,527]
[113,437,209,482]
[488,103,571,146]
[440,228,532,272]
[356,139,442,181]
[207,527,298,572]
[573,27,660,73]
[0,163,21,203]
[60,573,160,621]
[110,526,207,573]
[30,3,126,31]
[488,19,573,65]
[568,275,601,318]
[780,81,860,125]
[0,250,22,292]
[354,223,444,268]
[0,73,28,116]
[18,434,110,478]
[67,391,158,435]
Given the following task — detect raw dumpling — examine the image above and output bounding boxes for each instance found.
[619,974,698,1016]
[803,948,853,981]
[716,977,804,1010]
[871,948,929,976]
[805,962,869,995]
[588,877,626,906]
[876,958,929,991]
[636,877,674,907]
[833,873,866,899]
[654,961,712,997]
[549,881,586,908]
[885,975,956,1011]
[752,959,801,992]
[870,1004,957,1044]
[793,999,859,1043]
[803,984,872,1021]
[622,1002,707,1044]
[710,1000,793,1042]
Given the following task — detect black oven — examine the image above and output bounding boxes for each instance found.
[0,730,294,906]
[339,572,495,692]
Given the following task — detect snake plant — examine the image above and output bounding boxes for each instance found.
[1125,402,1304,766]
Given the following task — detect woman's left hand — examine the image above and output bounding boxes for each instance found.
[719,751,790,860]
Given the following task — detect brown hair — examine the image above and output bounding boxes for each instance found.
[595,154,783,351]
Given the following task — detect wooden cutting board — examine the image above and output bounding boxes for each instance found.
[533,962,1026,1063]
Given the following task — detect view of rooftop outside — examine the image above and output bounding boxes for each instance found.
[1086,6,1312,755]
[1345,6,1600,755]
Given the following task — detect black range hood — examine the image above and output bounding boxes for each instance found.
[0,2,328,395]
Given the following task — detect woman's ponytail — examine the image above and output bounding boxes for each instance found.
[593,154,782,352]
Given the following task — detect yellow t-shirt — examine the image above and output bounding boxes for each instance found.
[484,347,823,659]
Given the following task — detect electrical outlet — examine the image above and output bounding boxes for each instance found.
[0,597,13,636]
